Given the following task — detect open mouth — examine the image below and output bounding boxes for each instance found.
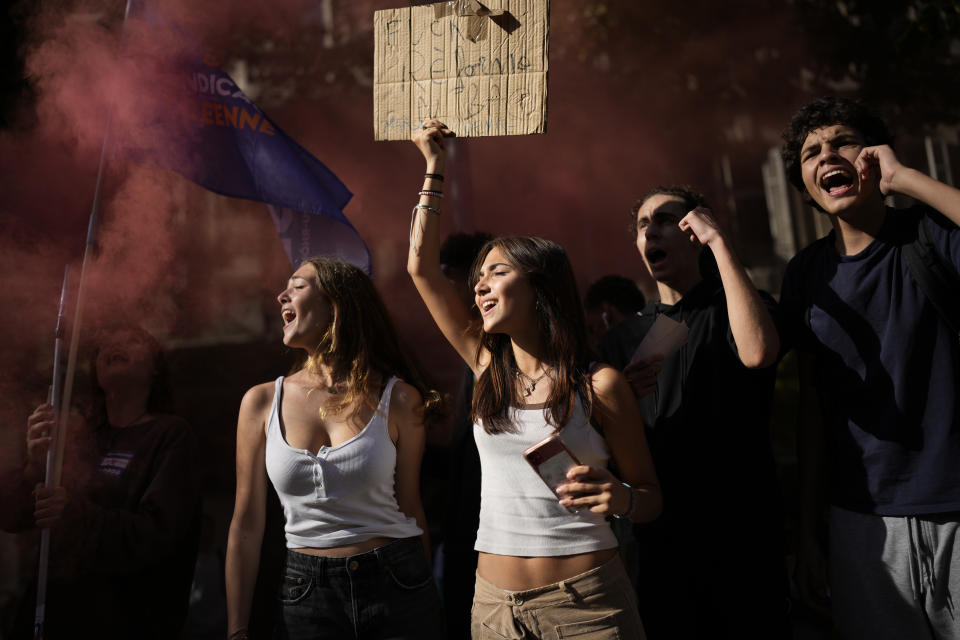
[282,309,296,326]
[645,248,668,268]
[820,168,856,197]
[479,299,497,315]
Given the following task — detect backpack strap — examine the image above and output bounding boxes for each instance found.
[902,213,960,341]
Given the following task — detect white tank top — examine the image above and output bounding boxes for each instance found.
[265,376,422,548]
[473,396,618,556]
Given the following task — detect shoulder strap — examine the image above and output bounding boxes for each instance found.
[902,214,960,341]
[377,376,400,414]
[266,376,284,438]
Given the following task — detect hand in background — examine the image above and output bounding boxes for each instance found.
[623,354,662,398]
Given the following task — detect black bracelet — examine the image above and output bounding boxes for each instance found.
[424,173,444,182]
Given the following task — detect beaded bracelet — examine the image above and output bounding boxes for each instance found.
[413,203,441,215]
[419,190,443,198]
[424,173,445,181]
[612,482,634,519]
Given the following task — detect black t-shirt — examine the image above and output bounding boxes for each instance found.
[601,279,783,522]
[1,414,202,639]
[780,206,960,515]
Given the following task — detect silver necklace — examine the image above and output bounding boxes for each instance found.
[515,367,549,397]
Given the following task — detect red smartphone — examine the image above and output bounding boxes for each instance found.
[523,435,581,511]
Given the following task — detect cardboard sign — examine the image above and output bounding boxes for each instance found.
[373,0,549,140]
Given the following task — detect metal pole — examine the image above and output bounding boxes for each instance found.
[33,265,69,640]
[34,5,134,638]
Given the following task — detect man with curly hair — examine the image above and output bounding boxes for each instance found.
[779,97,960,639]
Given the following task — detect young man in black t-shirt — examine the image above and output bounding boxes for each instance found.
[779,97,960,639]
[600,186,788,639]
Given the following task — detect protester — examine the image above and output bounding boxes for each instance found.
[779,97,960,640]
[0,325,202,639]
[584,274,646,353]
[409,119,661,639]
[225,257,444,640]
[600,185,788,638]
[437,231,494,640]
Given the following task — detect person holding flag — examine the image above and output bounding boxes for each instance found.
[0,325,202,639]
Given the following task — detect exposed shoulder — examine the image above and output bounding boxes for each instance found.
[238,380,277,424]
[588,363,629,400]
[389,379,424,418]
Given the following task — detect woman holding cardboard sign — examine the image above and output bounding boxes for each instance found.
[408,120,661,638]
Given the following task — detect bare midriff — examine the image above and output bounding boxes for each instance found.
[477,547,618,591]
[291,535,393,558]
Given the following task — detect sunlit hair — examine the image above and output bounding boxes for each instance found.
[468,237,593,434]
[296,257,443,424]
[781,96,893,191]
[629,185,719,281]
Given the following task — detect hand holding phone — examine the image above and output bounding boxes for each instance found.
[523,435,581,512]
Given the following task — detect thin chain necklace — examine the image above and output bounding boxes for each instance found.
[515,367,550,397]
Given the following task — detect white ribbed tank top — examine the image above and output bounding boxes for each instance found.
[265,376,422,548]
[474,396,618,556]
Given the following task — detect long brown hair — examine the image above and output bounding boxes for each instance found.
[297,257,443,423]
[469,237,593,434]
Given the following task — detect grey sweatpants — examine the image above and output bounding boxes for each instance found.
[829,506,960,639]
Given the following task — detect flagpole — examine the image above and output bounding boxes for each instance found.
[34,4,134,639]
[32,265,69,640]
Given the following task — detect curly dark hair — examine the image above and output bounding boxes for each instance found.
[781,96,893,191]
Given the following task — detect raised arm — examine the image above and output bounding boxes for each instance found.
[389,380,431,560]
[856,144,960,227]
[558,365,662,522]
[407,119,485,374]
[679,207,780,368]
[225,384,272,639]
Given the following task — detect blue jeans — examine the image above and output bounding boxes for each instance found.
[273,537,444,640]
